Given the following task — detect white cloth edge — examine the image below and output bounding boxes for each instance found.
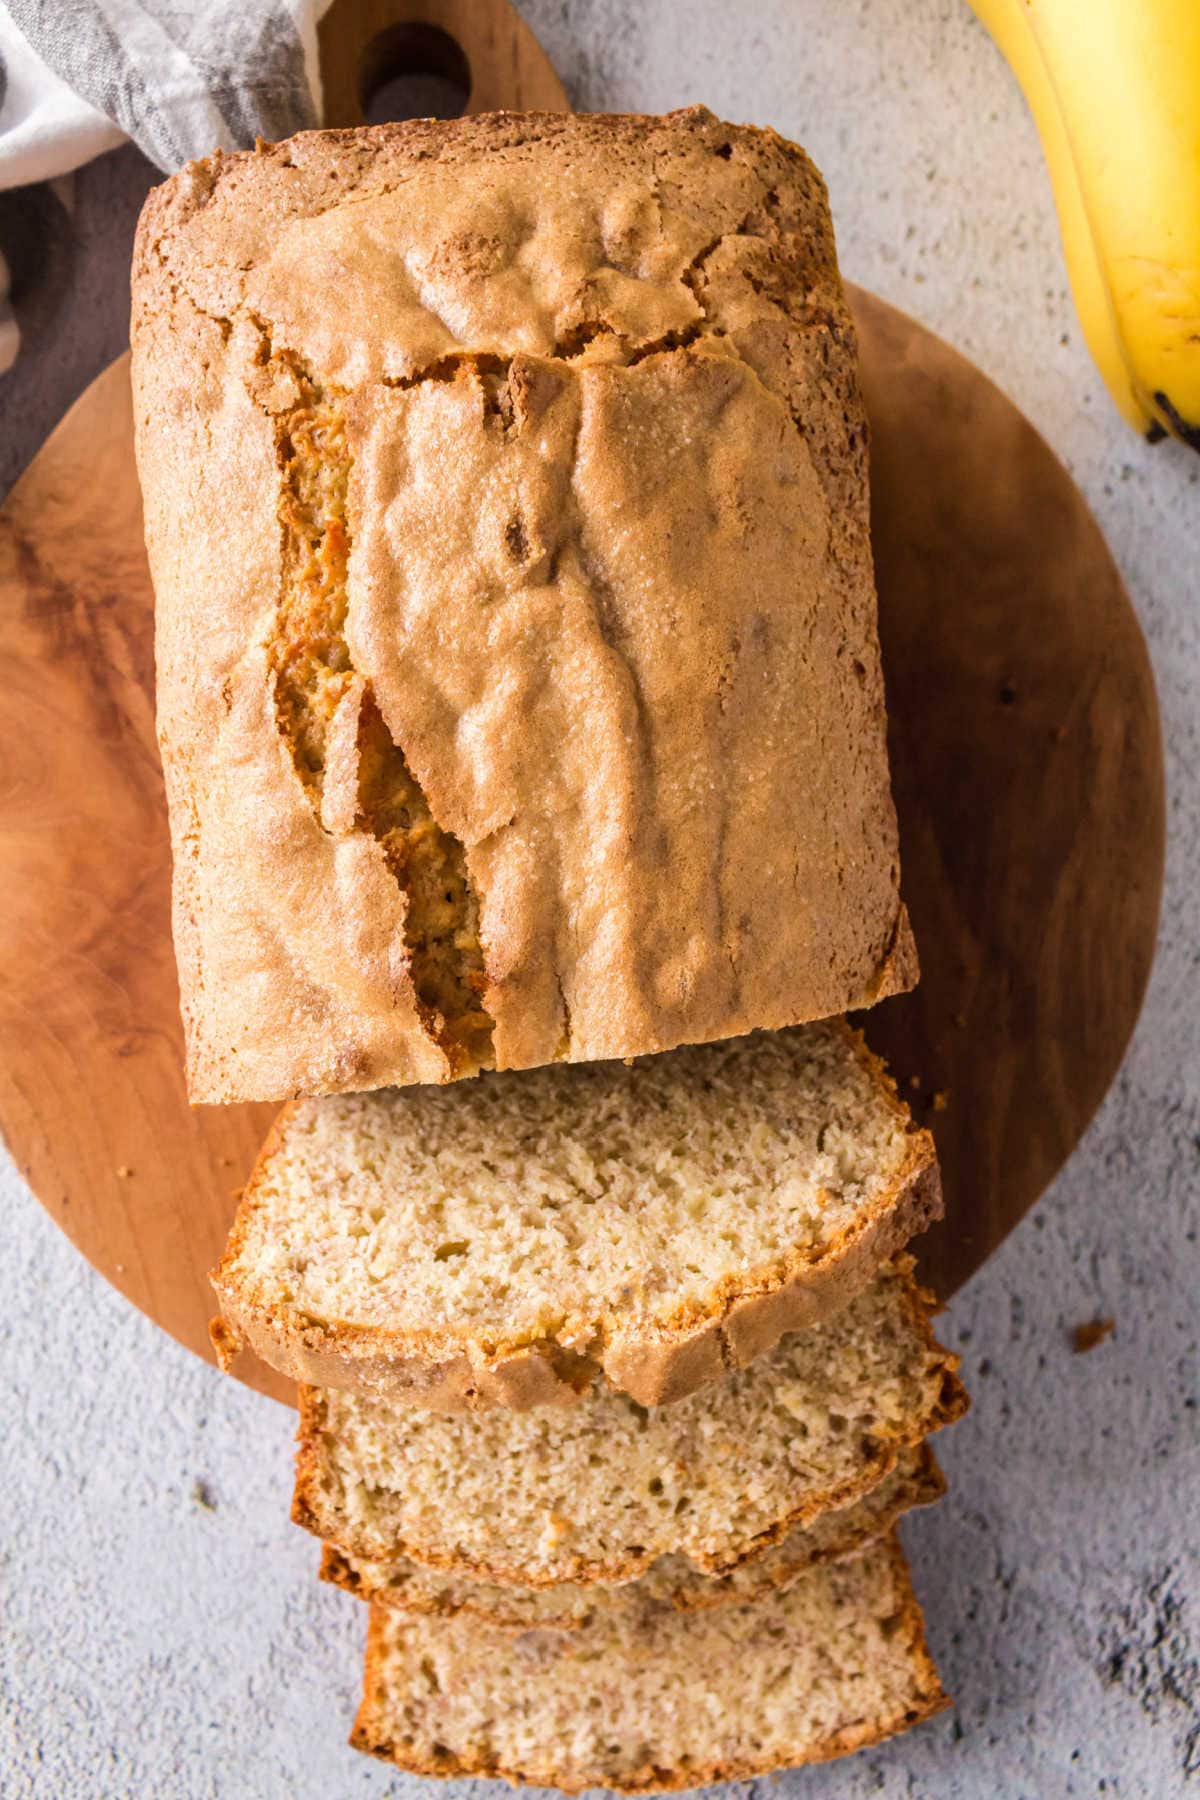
[0,9,125,191]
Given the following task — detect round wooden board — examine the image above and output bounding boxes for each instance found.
[0,5,1163,1405]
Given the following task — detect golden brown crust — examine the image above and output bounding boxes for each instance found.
[319,1444,947,1629]
[207,1314,242,1375]
[851,903,920,1006]
[290,1268,970,1589]
[210,1020,941,1410]
[350,1698,951,1796]
[348,1538,950,1791]
[133,107,914,1104]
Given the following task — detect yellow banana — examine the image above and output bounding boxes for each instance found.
[969,0,1200,449]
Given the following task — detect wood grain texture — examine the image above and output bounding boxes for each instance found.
[318,0,568,127]
[852,289,1164,1297]
[0,295,1162,1401]
[0,357,283,1400]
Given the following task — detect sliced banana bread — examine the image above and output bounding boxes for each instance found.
[350,1535,948,1790]
[213,1020,939,1408]
[294,1259,966,1587]
[322,1443,944,1629]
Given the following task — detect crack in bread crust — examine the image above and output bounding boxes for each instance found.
[271,360,495,1071]
[264,321,756,1072]
[260,302,781,1078]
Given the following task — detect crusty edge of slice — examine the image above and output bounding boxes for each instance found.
[850,901,919,1006]
[210,1020,941,1410]
[319,1444,946,1629]
[347,1534,950,1793]
[291,1262,969,1589]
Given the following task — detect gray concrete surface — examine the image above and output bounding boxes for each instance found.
[2,0,1197,1795]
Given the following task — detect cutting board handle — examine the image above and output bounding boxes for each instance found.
[318,0,569,128]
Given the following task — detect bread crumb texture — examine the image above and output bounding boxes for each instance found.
[132,108,912,1102]
[213,1019,940,1405]
[350,1537,949,1791]
[321,1443,946,1630]
[1072,1317,1115,1353]
[293,1259,967,1586]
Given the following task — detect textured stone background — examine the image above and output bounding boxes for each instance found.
[1,1,1197,1795]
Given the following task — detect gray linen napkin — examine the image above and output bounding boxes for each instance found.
[3,0,326,174]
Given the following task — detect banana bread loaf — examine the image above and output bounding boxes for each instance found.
[132,106,914,1103]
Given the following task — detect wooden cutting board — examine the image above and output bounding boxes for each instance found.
[0,0,1164,1406]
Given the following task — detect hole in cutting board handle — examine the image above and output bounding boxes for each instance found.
[359,23,471,123]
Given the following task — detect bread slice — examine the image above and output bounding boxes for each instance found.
[322,1443,944,1630]
[212,1020,939,1410]
[293,1259,966,1587]
[350,1535,949,1790]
